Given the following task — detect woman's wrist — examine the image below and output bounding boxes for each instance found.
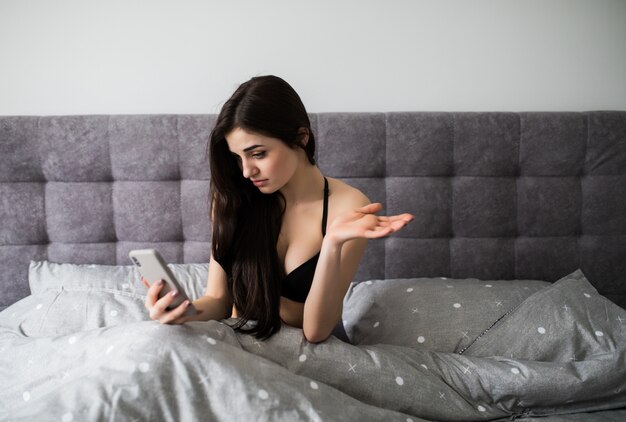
[192,295,231,321]
[324,232,347,248]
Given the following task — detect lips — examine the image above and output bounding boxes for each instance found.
[252,179,268,187]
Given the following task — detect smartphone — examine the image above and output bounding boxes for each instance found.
[129,249,197,317]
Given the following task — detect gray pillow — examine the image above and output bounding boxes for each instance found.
[0,260,209,337]
[28,260,208,299]
[342,276,550,353]
[461,269,626,361]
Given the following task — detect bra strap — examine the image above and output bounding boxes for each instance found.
[321,177,329,236]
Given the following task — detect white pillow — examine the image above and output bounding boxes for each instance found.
[28,260,208,300]
[0,260,209,337]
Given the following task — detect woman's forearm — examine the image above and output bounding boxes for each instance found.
[192,295,232,321]
[302,236,345,342]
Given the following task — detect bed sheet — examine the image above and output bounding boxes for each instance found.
[1,270,624,421]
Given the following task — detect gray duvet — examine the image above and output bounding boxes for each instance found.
[1,270,625,421]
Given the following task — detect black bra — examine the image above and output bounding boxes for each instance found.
[214,177,329,304]
[280,177,329,303]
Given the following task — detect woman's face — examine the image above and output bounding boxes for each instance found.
[225,127,301,193]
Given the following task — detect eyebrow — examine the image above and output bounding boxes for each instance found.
[230,144,263,157]
[244,144,264,152]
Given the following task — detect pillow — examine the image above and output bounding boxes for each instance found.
[0,286,150,337]
[28,260,208,299]
[0,260,209,337]
[460,269,626,361]
[342,276,550,353]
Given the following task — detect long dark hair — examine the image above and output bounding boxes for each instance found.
[208,75,316,340]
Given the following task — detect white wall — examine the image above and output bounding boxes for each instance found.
[1,0,624,115]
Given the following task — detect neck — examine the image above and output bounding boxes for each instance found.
[279,161,325,207]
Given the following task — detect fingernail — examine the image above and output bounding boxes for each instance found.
[170,291,178,297]
[157,279,164,285]
[184,300,190,306]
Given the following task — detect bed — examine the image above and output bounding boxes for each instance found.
[1,111,625,421]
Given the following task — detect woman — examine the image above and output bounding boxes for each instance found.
[143,75,413,343]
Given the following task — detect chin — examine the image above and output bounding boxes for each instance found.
[256,185,273,193]
[255,179,284,194]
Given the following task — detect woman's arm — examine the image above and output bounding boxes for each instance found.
[143,253,233,324]
[179,253,233,323]
[303,199,414,343]
[302,234,367,343]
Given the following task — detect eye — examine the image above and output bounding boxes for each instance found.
[252,152,266,159]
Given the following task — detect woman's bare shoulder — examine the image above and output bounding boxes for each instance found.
[327,177,371,209]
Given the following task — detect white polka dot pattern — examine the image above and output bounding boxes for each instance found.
[342,276,551,353]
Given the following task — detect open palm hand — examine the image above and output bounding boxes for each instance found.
[326,203,414,245]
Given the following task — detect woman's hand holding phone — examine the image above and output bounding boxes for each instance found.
[142,277,205,324]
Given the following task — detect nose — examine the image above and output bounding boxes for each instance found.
[241,158,257,179]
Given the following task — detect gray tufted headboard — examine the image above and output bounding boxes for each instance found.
[1,112,625,311]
